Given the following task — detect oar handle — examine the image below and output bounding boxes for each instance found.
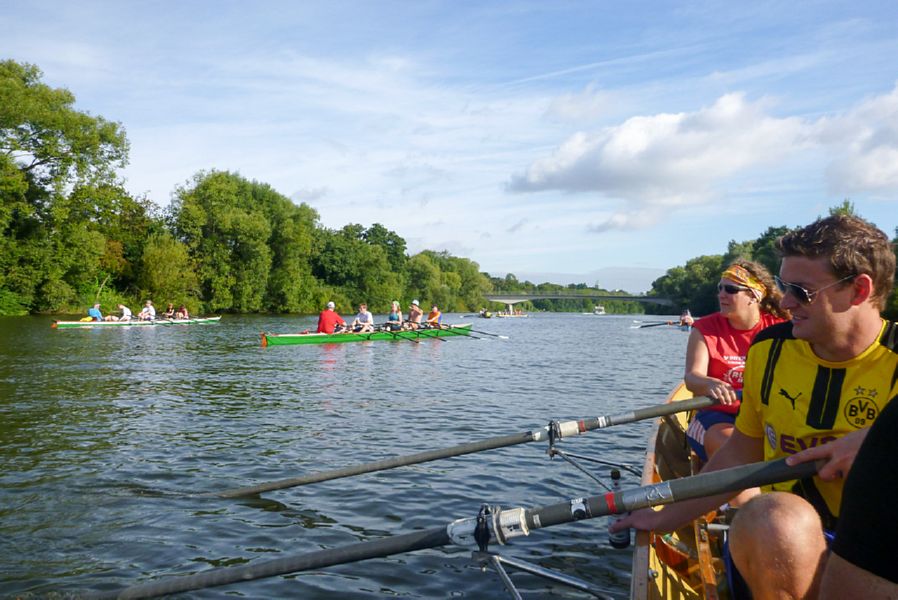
[587,396,716,430]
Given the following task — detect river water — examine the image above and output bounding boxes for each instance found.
[0,313,689,598]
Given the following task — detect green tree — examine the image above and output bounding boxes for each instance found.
[1,60,134,314]
[170,171,273,312]
[652,254,725,315]
[137,233,199,308]
[363,223,407,272]
[0,60,128,192]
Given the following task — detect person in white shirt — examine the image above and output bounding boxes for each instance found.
[351,303,374,333]
[138,300,156,321]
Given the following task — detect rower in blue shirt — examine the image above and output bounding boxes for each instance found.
[87,303,103,321]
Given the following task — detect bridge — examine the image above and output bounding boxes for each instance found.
[484,292,673,309]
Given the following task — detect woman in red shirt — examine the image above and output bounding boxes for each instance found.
[685,260,789,463]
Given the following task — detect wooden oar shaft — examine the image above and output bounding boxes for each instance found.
[101,458,816,599]
[213,397,716,498]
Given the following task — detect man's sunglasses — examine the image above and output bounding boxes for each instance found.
[717,283,750,294]
[774,275,855,305]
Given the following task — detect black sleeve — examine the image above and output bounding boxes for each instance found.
[831,397,898,583]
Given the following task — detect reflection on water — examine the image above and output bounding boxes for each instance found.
[0,314,687,597]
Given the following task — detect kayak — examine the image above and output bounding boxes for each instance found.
[261,323,473,346]
[630,382,726,600]
[52,316,222,329]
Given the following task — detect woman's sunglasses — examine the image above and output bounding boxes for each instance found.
[774,275,855,305]
[717,283,750,294]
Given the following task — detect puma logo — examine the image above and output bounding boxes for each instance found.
[779,388,802,410]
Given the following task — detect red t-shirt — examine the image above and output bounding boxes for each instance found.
[694,311,785,414]
[316,310,345,334]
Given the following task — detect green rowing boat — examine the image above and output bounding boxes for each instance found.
[261,324,473,346]
[52,316,222,329]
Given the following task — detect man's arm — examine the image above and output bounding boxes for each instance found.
[611,428,764,533]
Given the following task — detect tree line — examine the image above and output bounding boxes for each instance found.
[2,59,896,319]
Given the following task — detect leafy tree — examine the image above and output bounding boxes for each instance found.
[363,223,407,272]
[1,60,138,313]
[170,171,273,312]
[137,233,200,308]
[652,254,725,315]
[0,60,128,192]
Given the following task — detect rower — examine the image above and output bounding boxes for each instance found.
[351,303,374,333]
[405,300,423,330]
[426,304,442,327]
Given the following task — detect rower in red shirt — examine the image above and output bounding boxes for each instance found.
[316,301,346,334]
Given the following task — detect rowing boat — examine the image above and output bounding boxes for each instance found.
[52,316,222,329]
[261,323,473,346]
[631,382,727,600]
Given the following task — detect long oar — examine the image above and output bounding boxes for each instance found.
[383,327,419,344]
[99,457,818,599]
[638,321,674,329]
[450,323,508,339]
[212,396,717,498]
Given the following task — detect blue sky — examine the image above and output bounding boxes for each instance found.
[3,1,898,292]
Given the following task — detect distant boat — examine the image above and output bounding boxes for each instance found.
[52,316,222,329]
[593,305,606,315]
[261,323,473,346]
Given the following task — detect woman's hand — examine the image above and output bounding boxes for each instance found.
[706,380,740,406]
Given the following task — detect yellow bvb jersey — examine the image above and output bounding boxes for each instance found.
[736,319,898,527]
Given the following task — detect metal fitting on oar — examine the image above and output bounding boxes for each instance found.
[547,420,562,454]
[447,505,529,547]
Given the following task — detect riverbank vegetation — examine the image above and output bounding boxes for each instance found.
[2,60,896,319]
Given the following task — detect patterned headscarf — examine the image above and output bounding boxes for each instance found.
[722,264,766,301]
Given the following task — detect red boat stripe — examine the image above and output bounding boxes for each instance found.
[578,420,586,433]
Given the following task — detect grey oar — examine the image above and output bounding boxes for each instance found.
[97,457,818,600]
[212,396,717,498]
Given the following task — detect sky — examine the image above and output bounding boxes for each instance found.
[3,1,898,292]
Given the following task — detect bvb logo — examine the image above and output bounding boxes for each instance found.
[843,396,879,428]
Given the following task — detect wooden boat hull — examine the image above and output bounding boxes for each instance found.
[52,316,222,329]
[630,382,725,600]
[261,324,473,346]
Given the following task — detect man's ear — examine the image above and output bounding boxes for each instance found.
[850,274,874,306]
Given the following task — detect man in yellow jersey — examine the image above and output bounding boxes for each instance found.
[613,214,898,599]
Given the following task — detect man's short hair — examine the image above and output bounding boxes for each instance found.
[776,214,895,310]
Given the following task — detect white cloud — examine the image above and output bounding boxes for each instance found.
[508,93,810,230]
[817,83,898,194]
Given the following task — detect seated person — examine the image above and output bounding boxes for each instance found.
[426,304,442,327]
[175,305,189,319]
[105,304,132,321]
[137,300,156,321]
[162,303,175,318]
[317,301,346,334]
[384,300,403,331]
[404,300,423,330]
[685,260,787,465]
[351,303,374,332]
[88,303,103,321]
